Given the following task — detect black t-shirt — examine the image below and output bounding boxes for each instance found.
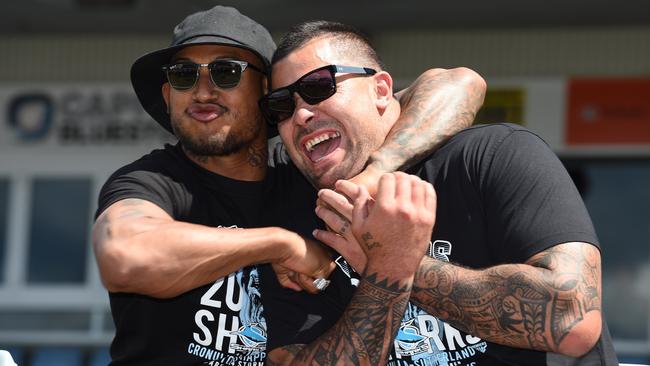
[260,162,360,349]
[97,143,272,366]
[261,124,618,366]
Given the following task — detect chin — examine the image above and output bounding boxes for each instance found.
[316,178,337,189]
[315,171,350,189]
[303,170,334,189]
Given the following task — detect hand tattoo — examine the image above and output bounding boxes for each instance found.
[361,232,382,250]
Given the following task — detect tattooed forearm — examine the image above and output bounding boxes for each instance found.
[410,242,602,353]
[369,68,486,173]
[269,274,411,366]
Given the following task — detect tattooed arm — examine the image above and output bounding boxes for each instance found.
[267,173,437,366]
[314,178,603,358]
[268,276,412,366]
[92,198,334,298]
[351,68,485,194]
[411,242,602,357]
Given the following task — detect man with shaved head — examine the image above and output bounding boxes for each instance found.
[258,20,618,366]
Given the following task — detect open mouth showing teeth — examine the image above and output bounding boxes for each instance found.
[303,131,341,162]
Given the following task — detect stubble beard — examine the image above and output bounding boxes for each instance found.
[171,113,262,158]
[303,144,370,189]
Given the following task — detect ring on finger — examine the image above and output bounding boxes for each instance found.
[313,277,331,291]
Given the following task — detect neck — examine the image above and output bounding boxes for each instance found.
[373,98,402,144]
[182,137,268,181]
[384,99,401,127]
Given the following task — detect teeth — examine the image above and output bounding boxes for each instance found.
[305,131,341,152]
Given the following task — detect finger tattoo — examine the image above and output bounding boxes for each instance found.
[339,220,350,235]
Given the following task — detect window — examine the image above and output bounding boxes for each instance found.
[0,179,8,283]
[0,310,90,331]
[27,178,92,284]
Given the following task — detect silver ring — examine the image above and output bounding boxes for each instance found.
[313,277,331,291]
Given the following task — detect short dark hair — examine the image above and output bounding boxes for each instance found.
[272,20,385,70]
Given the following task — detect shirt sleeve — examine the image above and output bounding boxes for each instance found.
[95,162,185,220]
[480,127,599,263]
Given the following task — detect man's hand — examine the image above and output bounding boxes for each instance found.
[272,233,336,293]
[352,173,436,281]
[314,180,368,273]
[316,173,436,282]
[268,173,437,366]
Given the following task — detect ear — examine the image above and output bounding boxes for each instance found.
[372,71,393,111]
[161,82,171,113]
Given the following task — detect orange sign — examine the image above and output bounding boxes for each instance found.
[566,79,650,145]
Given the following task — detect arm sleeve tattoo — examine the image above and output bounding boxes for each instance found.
[267,273,413,366]
[409,242,602,353]
[369,68,485,173]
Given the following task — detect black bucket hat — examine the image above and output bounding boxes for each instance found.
[130,5,276,134]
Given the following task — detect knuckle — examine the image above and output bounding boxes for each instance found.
[395,206,412,218]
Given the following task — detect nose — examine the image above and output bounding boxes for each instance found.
[291,93,315,127]
[193,65,218,101]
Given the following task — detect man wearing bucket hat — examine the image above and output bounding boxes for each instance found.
[92,5,486,365]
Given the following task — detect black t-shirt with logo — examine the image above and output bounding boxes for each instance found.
[261,124,619,366]
[95,143,312,366]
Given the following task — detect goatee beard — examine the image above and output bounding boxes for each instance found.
[172,121,262,159]
[179,133,246,157]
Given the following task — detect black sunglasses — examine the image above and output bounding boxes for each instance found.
[259,64,377,125]
[162,59,263,91]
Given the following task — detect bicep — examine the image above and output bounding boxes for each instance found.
[525,242,600,271]
[102,197,172,222]
[525,242,602,309]
[93,198,173,251]
[525,242,603,354]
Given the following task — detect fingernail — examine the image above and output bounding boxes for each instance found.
[312,229,319,237]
